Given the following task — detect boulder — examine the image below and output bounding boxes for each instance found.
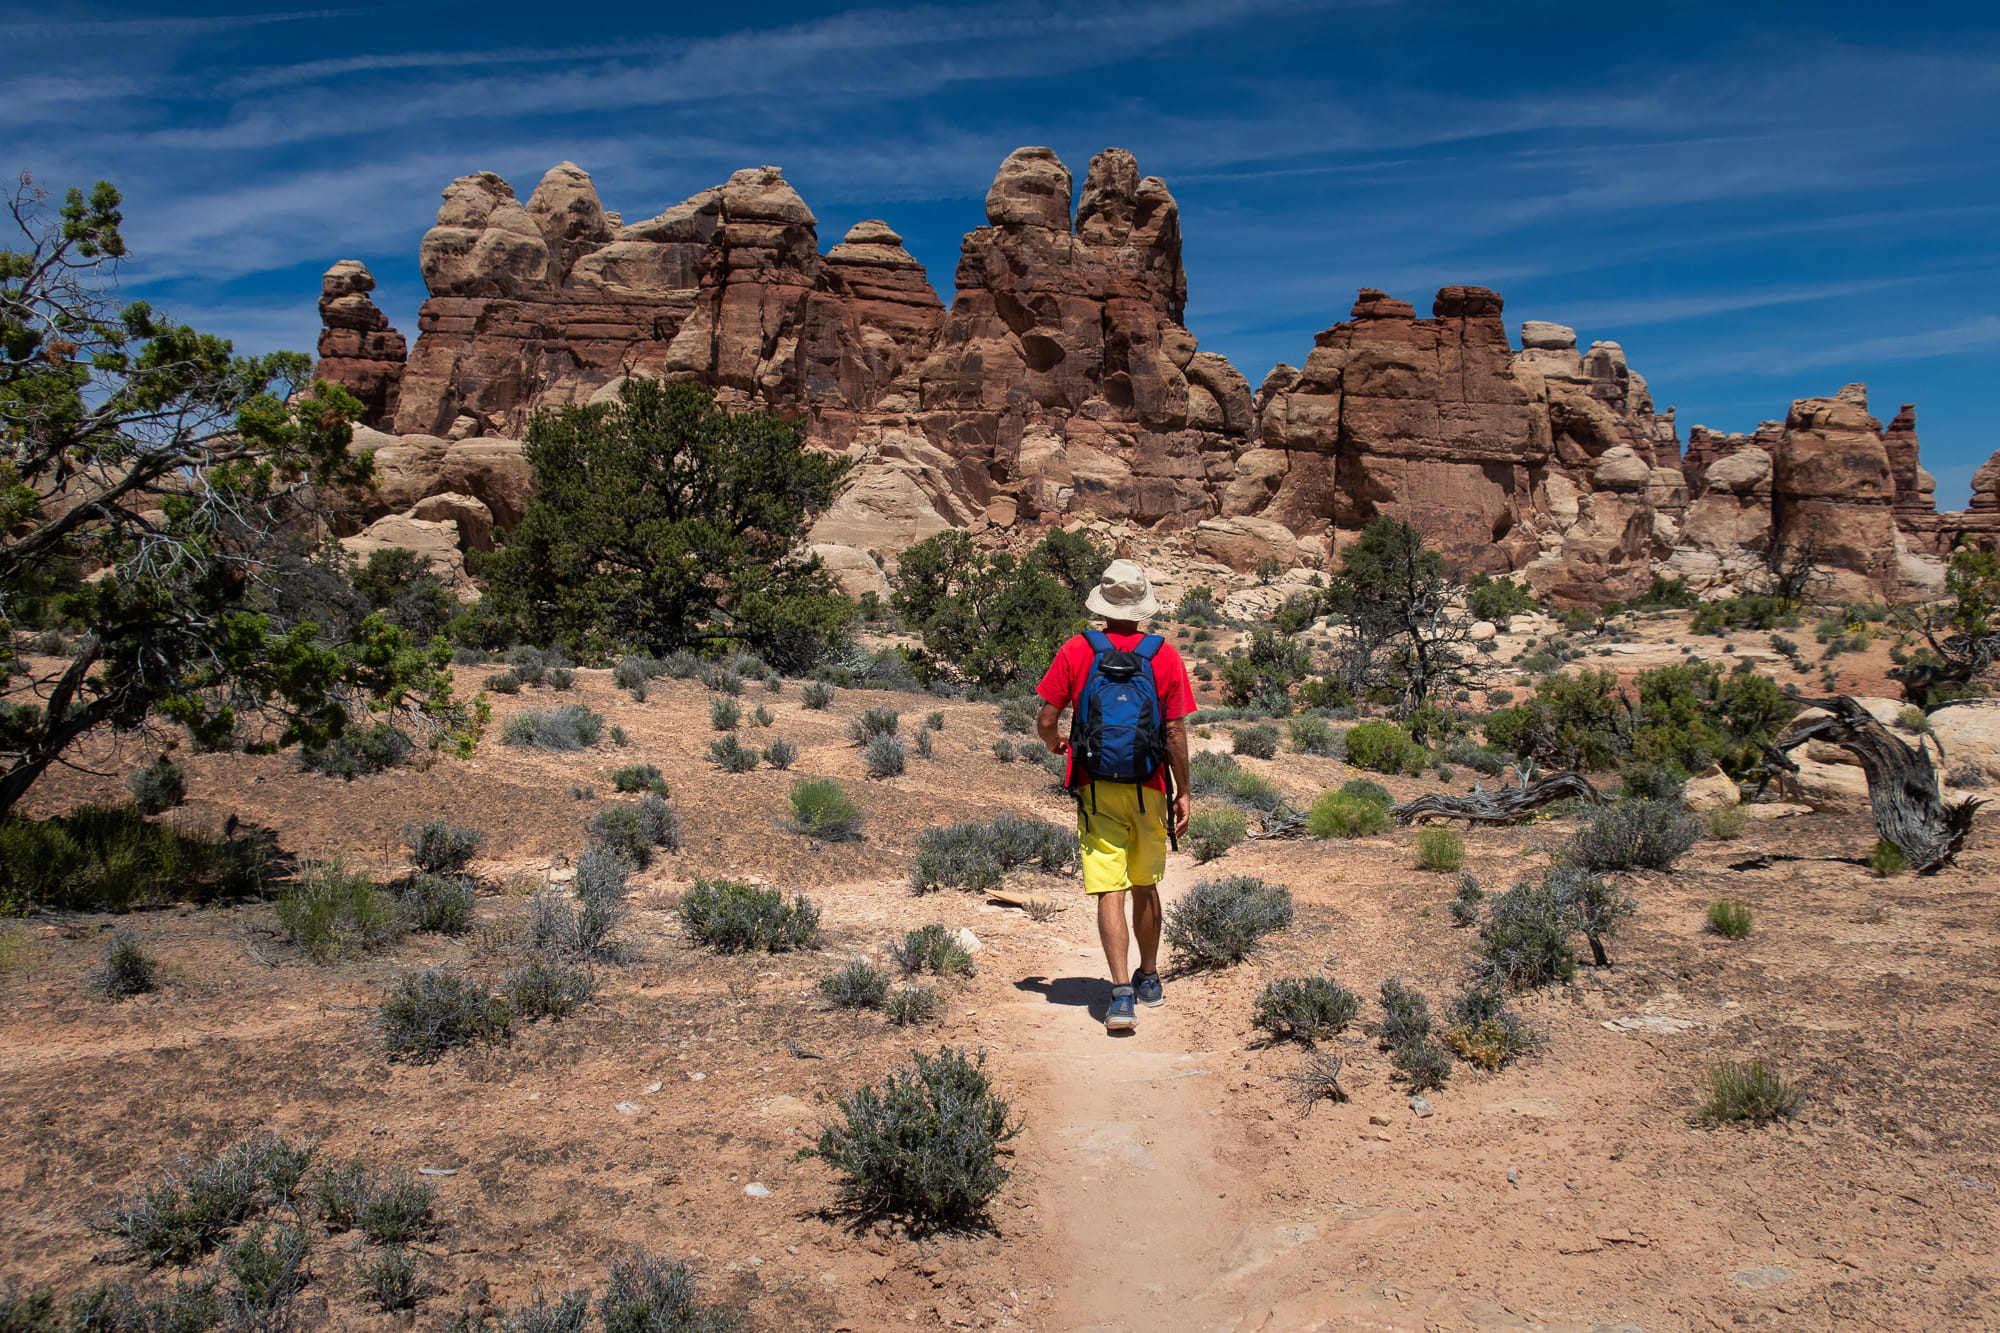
[807,543,890,600]
[408,492,495,551]
[1191,516,1312,572]
[1926,702,2000,784]
[338,515,471,593]
[1682,763,1740,812]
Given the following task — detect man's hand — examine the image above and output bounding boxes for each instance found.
[1037,702,1068,755]
[1172,790,1190,839]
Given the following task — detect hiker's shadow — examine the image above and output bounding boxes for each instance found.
[1015,974,1107,1019]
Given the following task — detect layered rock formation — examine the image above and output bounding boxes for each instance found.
[312,147,1963,603]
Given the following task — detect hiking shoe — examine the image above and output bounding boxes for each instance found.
[1133,969,1164,1008]
[1106,986,1137,1032]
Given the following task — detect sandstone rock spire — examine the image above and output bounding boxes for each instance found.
[314,260,405,429]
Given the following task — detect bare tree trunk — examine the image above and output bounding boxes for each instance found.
[1390,770,1606,825]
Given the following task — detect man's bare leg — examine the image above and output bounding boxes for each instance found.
[1096,888,1131,984]
[1129,884,1161,976]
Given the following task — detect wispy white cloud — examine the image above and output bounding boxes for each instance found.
[1,5,386,40]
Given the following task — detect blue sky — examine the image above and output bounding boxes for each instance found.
[9,0,1999,502]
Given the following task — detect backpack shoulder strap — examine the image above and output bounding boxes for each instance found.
[1082,630,1112,658]
[1134,634,1165,660]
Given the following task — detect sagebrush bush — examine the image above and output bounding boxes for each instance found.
[1545,862,1635,967]
[799,1047,1019,1224]
[125,758,187,814]
[1305,790,1391,839]
[1868,839,1910,877]
[892,923,976,977]
[611,763,665,794]
[709,697,741,731]
[910,816,1074,893]
[1252,976,1359,1044]
[1440,981,1541,1069]
[357,1248,422,1312]
[93,1142,268,1265]
[612,655,666,690]
[1392,1039,1452,1093]
[485,670,523,695]
[789,778,863,841]
[1566,799,1701,871]
[762,738,798,770]
[1345,720,1416,773]
[1448,869,1483,926]
[1413,827,1466,871]
[1377,976,1433,1049]
[1475,881,1577,988]
[885,986,942,1026]
[299,720,411,778]
[818,960,890,1010]
[1287,715,1338,756]
[1697,1059,1799,1125]
[1188,750,1286,812]
[1165,876,1294,968]
[575,842,631,905]
[400,872,476,935]
[405,818,483,875]
[708,733,758,772]
[990,738,1016,763]
[678,878,821,953]
[850,707,900,742]
[802,680,836,710]
[864,733,907,778]
[378,967,511,1062]
[504,958,597,1019]
[1233,724,1280,759]
[221,1223,311,1324]
[913,729,935,760]
[502,705,604,751]
[598,1251,741,1333]
[1340,777,1392,805]
[1618,762,1688,802]
[926,711,946,730]
[1185,805,1248,863]
[276,858,404,963]
[997,696,1038,734]
[1706,898,1753,939]
[91,929,158,999]
[1706,805,1749,840]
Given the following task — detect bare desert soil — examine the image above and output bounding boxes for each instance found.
[4,630,1997,1331]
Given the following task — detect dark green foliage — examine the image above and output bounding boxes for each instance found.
[864,733,907,778]
[275,858,403,962]
[1344,720,1417,774]
[501,705,604,751]
[818,960,890,1010]
[220,1223,310,1326]
[706,734,758,772]
[1869,839,1910,877]
[1287,714,1338,755]
[1697,1059,1800,1125]
[126,758,187,814]
[0,1287,57,1331]
[1339,777,1392,805]
[890,528,1109,689]
[91,928,158,998]
[909,816,1074,893]
[1252,976,1359,1044]
[357,1248,422,1313]
[1233,724,1280,759]
[1165,876,1295,968]
[849,707,900,741]
[1413,827,1466,871]
[398,873,476,935]
[801,680,836,710]
[989,737,1015,764]
[1490,662,1790,777]
[1476,880,1578,987]
[298,721,412,778]
[504,958,597,1020]
[1465,573,1536,623]
[1567,799,1701,871]
[1706,899,1753,939]
[1220,628,1313,708]
[611,763,665,794]
[1188,750,1285,812]
[377,967,511,1062]
[925,711,946,730]
[0,805,270,912]
[1305,790,1390,839]
[1176,585,1221,625]
[1321,517,1486,710]
[1440,981,1541,1069]
[1185,806,1248,863]
[405,818,483,875]
[547,667,575,690]
[473,380,853,669]
[891,924,977,977]
[788,778,862,841]
[799,1047,1019,1225]
[677,878,821,953]
[885,986,942,1026]
[761,738,798,770]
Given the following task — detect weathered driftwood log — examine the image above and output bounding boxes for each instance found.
[1390,770,1605,826]
[1767,695,1981,873]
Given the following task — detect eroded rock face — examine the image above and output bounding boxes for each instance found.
[315,261,405,429]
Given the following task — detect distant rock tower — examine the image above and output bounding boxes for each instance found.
[314,260,406,429]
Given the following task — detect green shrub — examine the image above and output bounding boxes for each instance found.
[926,711,946,730]
[590,798,675,865]
[399,872,476,935]
[299,720,412,778]
[546,666,575,691]
[1377,978,1450,1092]
[1165,876,1294,968]
[378,967,511,1062]
[991,738,1016,763]
[910,816,1075,893]
[1439,981,1540,1069]
[485,670,524,695]
[404,818,483,875]
[1868,839,1910,877]
[848,707,899,742]
[708,733,758,772]
[802,680,836,710]
[678,878,821,953]
[90,929,159,999]
[699,665,744,697]
[1305,790,1391,839]
[1340,777,1392,805]
[613,655,666,690]
[1618,761,1688,802]
[762,738,798,770]
[1392,1040,1453,1093]
[997,696,1038,734]
[1189,750,1285,812]
[914,729,935,760]
[799,1047,1019,1224]
[357,1248,423,1313]
[1475,881,1576,988]
[1566,799,1701,871]
[885,986,942,1026]
[1706,805,1749,840]
[1706,899,1753,939]
[1546,863,1634,967]
[1413,827,1466,871]
[0,805,269,913]
[819,960,890,1010]
[891,923,978,978]
[1697,1059,1800,1125]
[1251,976,1359,1044]
[504,958,597,1020]
[1287,715,1338,756]
[276,858,404,963]
[611,763,665,794]
[710,697,741,731]
[125,758,187,815]
[1185,806,1248,863]
[789,778,863,841]
[1465,573,1536,623]
[1345,720,1416,774]
[357,1174,436,1245]
[1233,725,1280,759]
[91,1138,286,1266]
[635,793,678,852]
[501,705,604,751]
[864,733,907,778]
[221,1223,311,1325]
[598,1251,742,1333]
[609,725,630,748]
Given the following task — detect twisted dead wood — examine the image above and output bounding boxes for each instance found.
[1390,770,1605,826]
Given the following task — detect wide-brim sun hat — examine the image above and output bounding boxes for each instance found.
[1085,559,1161,620]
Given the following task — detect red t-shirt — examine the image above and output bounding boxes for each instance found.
[1036,632,1195,792]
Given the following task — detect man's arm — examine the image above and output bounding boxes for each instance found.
[1037,702,1067,754]
[1165,717,1191,837]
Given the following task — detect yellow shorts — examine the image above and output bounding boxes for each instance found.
[1076,781,1168,895]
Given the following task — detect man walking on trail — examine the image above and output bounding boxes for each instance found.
[1036,559,1194,1033]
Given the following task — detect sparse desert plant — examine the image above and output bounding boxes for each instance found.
[913,729,934,759]
[1868,839,1910,877]
[762,738,798,770]
[752,704,773,728]
[802,680,836,710]
[485,670,523,695]
[1696,1058,1799,1125]
[699,665,744,697]
[1165,876,1294,968]
[357,1174,436,1244]
[677,878,822,953]
[1344,720,1417,774]
[885,986,942,1025]
[377,966,512,1062]
[1186,805,1249,863]
[926,711,946,731]
[357,1247,424,1312]
[504,958,597,1020]
[545,666,575,691]
[1283,1050,1350,1111]
[90,929,159,999]
[502,704,604,751]
[1233,724,1280,759]
[1252,976,1359,1044]
[400,872,477,935]
[1448,869,1483,926]
[1706,805,1748,840]
[406,818,484,875]
[891,923,977,977]
[1377,976,1434,1050]
[990,738,1015,763]
[1545,862,1635,968]
[798,1046,1019,1224]
[1188,750,1286,813]
[910,815,1075,893]
[1305,790,1391,839]
[707,733,759,772]
[789,778,863,841]
[1476,880,1578,987]
[1287,714,1338,756]
[1946,764,1987,789]
[997,696,1038,734]
[1391,1038,1453,1093]
[126,758,187,814]
[610,763,665,794]
[613,655,666,690]
[597,1250,741,1333]
[1566,799,1701,871]
[849,707,900,742]
[1897,705,1929,733]
[818,960,890,1010]
[1413,827,1466,871]
[90,1137,298,1266]
[1706,898,1753,939]
[1340,777,1393,806]
[864,733,907,778]
[221,1222,311,1326]
[1618,762,1688,803]
[634,792,678,852]
[276,857,405,963]
[609,725,630,748]
[1440,980,1541,1069]
[709,698,740,731]
[299,719,413,778]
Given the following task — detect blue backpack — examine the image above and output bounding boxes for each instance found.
[1069,631,1171,806]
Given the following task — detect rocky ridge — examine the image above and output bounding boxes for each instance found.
[312,149,1980,603]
